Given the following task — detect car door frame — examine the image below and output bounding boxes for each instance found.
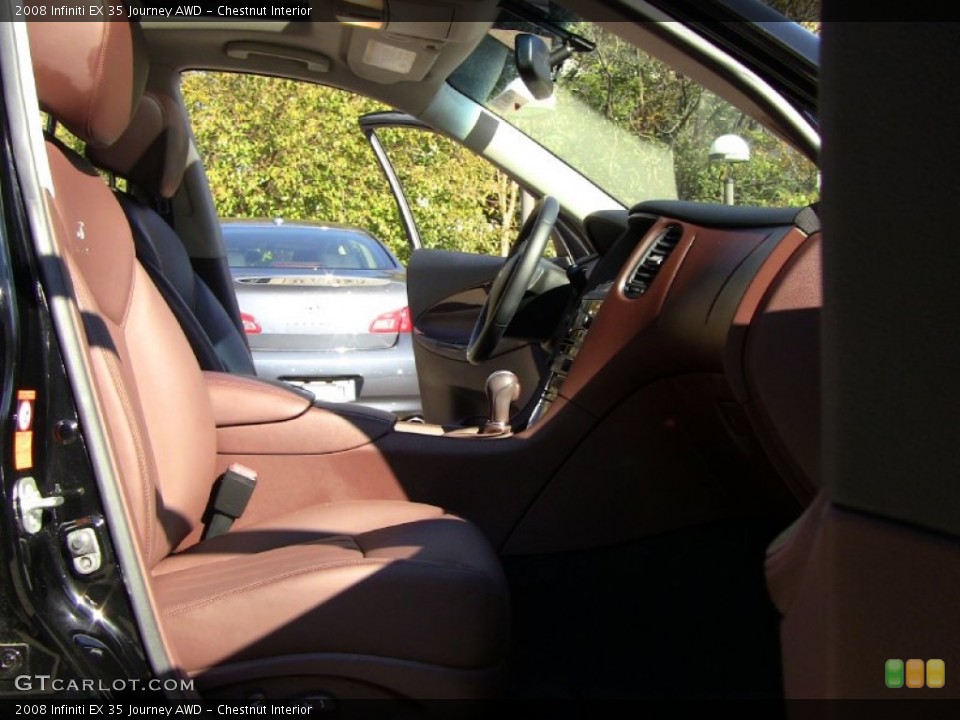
[358,111,428,251]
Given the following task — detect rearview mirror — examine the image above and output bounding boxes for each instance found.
[515,34,553,100]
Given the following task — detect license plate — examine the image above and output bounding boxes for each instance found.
[286,379,357,403]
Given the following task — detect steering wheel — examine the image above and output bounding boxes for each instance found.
[466,196,560,364]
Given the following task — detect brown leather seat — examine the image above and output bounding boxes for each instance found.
[86,92,258,376]
[28,15,508,698]
[153,501,507,672]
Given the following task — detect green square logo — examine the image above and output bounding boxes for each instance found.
[885,659,905,688]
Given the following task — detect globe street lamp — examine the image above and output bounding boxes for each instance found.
[709,134,750,205]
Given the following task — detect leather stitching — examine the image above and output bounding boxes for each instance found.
[162,556,496,617]
[45,165,154,561]
[206,374,305,402]
[86,21,111,145]
[70,260,156,563]
[99,342,156,563]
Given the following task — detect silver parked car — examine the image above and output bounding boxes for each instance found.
[221,219,421,416]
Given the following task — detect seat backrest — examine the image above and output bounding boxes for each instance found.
[87,91,256,375]
[29,18,218,568]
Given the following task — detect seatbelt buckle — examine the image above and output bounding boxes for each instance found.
[204,464,257,539]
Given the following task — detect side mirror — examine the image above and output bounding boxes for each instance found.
[515,34,553,100]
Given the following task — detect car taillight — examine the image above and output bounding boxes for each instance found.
[241,312,262,334]
[369,307,412,334]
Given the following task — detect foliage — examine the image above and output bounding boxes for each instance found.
[766,0,820,26]
[374,127,520,256]
[558,26,819,207]
[182,73,516,263]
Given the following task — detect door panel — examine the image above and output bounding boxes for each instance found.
[408,248,544,424]
[407,249,503,319]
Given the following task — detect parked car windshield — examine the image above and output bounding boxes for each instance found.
[222,224,396,271]
[448,16,819,208]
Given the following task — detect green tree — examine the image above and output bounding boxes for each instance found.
[374,127,520,255]
[182,72,520,263]
[559,26,819,207]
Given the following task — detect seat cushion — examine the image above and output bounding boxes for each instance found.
[152,501,510,674]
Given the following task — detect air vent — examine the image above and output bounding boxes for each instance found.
[623,225,683,298]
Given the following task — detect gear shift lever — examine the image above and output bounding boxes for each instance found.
[481,371,520,435]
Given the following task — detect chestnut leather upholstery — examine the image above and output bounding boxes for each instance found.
[151,501,508,672]
[29,13,509,697]
[204,372,314,426]
[204,371,396,455]
[87,91,256,375]
[32,20,146,148]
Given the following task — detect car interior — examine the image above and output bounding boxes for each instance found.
[3,0,959,703]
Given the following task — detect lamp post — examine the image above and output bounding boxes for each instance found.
[709,134,750,205]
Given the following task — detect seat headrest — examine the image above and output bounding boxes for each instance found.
[28,13,147,148]
[87,91,189,198]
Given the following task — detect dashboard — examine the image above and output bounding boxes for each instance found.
[529,200,822,506]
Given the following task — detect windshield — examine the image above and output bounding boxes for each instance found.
[449,16,819,208]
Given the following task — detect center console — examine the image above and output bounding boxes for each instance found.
[527,281,614,425]
[392,276,615,436]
